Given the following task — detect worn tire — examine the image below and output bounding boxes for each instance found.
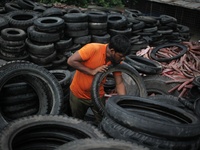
[105,95,200,138]
[0,115,106,150]
[0,61,63,120]
[56,138,149,150]
[91,62,147,116]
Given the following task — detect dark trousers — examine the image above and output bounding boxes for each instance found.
[69,91,105,123]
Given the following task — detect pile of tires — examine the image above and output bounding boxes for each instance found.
[0,1,197,150]
[0,0,192,66]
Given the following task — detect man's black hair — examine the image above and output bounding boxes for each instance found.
[108,34,131,55]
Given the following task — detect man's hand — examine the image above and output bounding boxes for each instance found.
[91,65,108,75]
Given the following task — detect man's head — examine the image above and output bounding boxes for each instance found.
[108,34,131,65]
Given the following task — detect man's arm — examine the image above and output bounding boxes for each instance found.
[67,51,108,76]
[114,74,126,95]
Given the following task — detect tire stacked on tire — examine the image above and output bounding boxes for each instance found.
[63,12,89,51]
[176,24,191,42]
[157,15,179,44]
[0,28,29,61]
[87,10,110,44]
[26,16,65,69]
[107,13,132,38]
[100,95,200,150]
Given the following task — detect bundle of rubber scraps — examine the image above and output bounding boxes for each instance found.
[136,41,200,98]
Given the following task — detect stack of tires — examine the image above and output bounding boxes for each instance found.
[0,28,29,61]
[100,95,200,150]
[63,12,89,47]
[26,16,65,69]
[87,10,110,43]
[0,61,64,130]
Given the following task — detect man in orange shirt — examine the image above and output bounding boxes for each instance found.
[67,34,131,122]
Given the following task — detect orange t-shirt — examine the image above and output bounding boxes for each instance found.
[70,43,108,99]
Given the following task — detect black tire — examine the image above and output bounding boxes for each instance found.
[2,101,37,113]
[65,29,88,37]
[136,16,157,24]
[63,13,88,23]
[105,95,200,138]
[0,48,26,58]
[89,28,107,36]
[91,62,147,116]
[73,35,91,45]
[0,51,29,61]
[55,37,73,51]
[42,7,63,17]
[0,115,106,150]
[0,61,63,118]
[27,25,61,43]
[65,22,88,31]
[160,15,177,24]
[56,138,149,150]
[6,10,39,30]
[88,22,107,30]
[29,50,57,65]
[91,34,110,44]
[52,54,67,67]
[0,75,49,127]
[17,0,36,10]
[49,69,71,87]
[132,21,145,30]
[107,14,127,29]
[25,38,55,55]
[143,26,158,33]
[124,55,162,75]
[148,95,193,113]
[34,16,65,33]
[2,91,38,105]
[0,37,24,47]
[33,5,46,12]
[108,28,132,38]
[1,28,26,41]
[67,8,81,13]
[100,115,200,150]
[150,43,188,62]
[2,81,35,96]
[4,2,21,12]
[1,43,26,53]
[87,11,107,23]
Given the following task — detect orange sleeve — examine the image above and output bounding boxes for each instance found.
[79,43,96,61]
